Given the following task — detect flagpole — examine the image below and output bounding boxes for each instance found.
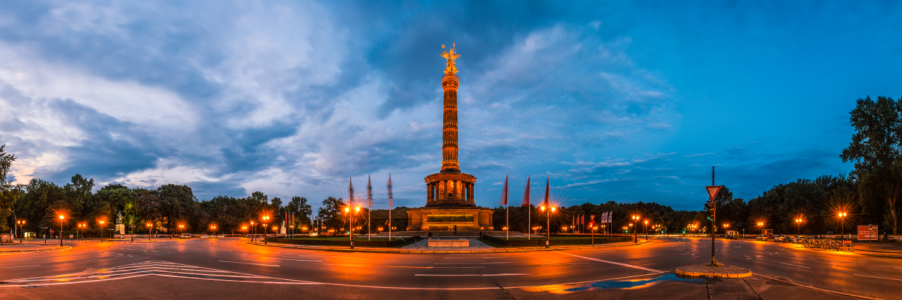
[367,175,372,241]
[526,174,531,241]
[388,173,392,241]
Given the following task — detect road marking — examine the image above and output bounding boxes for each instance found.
[218,260,280,267]
[554,252,664,273]
[415,273,527,277]
[0,265,41,269]
[778,262,810,269]
[276,258,322,262]
[854,274,902,282]
[433,262,510,265]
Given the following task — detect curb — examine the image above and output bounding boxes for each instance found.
[247,240,653,254]
[675,265,752,278]
[0,245,72,254]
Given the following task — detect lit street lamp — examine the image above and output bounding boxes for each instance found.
[77,223,87,241]
[345,205,361,249]
[540,205,556,248]
[631,215,640,243]
[757,221,764,237]
[16,220,25,243]
[250,221,256,242]
[838,212,847,241]
[98,220,107,242]
[58,214,65,247]
[262,215,271,244]
[644,220,648,241]
[146,223,153,241]
[210,224,218,237]
[795,218,803,235]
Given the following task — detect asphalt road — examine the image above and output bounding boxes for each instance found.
[0,237,899,299]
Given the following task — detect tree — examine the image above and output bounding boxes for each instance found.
[286,196,313,230]
[0,145,18,237]
[317,197,346,231]
[841,96,902,234]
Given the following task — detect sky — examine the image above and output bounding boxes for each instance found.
[1,1,901,211]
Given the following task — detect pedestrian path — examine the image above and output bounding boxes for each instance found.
[0,261,313,287]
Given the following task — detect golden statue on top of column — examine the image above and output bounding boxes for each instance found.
[441,43,460,74]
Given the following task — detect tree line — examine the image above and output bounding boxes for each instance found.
[1,95,899,237]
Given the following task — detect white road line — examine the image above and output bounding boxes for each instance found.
[433,262,510,265]
[854,274,902,282]
[415,273,527,277]
[554,252,664,273]
[276,259,322,262]
[0,265,41,269]
[778,262,810,269]
[218,260,280,267]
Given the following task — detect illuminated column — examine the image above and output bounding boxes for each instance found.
[456,180,463,201]
[440,45,461,173]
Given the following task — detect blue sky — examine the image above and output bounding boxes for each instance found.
[1,1,900,211]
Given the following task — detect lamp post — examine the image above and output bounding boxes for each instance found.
[146,223,153,241]
[644,220,648,241]
[77,223,86,241]
[540,205,555,248]
[250,221,256,242]
[795,218,802,235]
[99,220,106,242]
[16,220,25,243]
[210,224,217,237]
[631,215,640,243]
[345,205,360,249]
[262,215,271,245]
[837,212,847,241]
[58,214,65,247]
[178,224,185,238]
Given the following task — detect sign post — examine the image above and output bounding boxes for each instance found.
[705,167,723,267]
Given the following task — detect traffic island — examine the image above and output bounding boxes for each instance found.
[675,264,752,278]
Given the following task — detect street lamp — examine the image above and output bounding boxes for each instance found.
[540,205,556,248]
[178,224,185,238]
[98,220,107,242]
[837,212,847,241]
[77,223,87,241]
[250,220,256,242]
[210,224,218,237]
[794,218,803,235]
[344,205,361,249]
[644,220,648,241]
[631,215,640,243]
[16,220,25,243]
[57,214,65,247]
[262,215,271,245]
[146,223,153,241]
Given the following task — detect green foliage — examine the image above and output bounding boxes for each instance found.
[286,196,313,229]
[0,145,18,232]
[841,96,902,234]
[317,197,346,230]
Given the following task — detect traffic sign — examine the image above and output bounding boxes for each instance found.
[706,186,723,201]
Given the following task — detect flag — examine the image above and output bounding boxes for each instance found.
[543,178,550,207]
[348,177,354,207]
[581,215,585,225]
[591,215,595,223]
[572,215,575,227]
[367,175,373,208]
[499,173,509,206]
[522,175,531,207]
[387,173,393,207]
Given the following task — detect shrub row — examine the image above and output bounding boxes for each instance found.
[482,235,631,247]
[265,236,420,248]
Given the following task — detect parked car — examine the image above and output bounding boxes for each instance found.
[756,234,768,241]
[180,233,191,239]
[201,235,209,238]
[774,235,786,242]
[217,234,224,238]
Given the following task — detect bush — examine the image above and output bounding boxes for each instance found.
[482,235,631,247]
[266,236,420,248]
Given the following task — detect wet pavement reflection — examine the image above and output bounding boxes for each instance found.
[523,272,704,294]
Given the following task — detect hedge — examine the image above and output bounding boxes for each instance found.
[265,236,420,248]
[482,235,631,247]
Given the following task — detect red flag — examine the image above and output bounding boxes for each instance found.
[543,178,550,207]
[521,175,531,207]
[499,174,509,206]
